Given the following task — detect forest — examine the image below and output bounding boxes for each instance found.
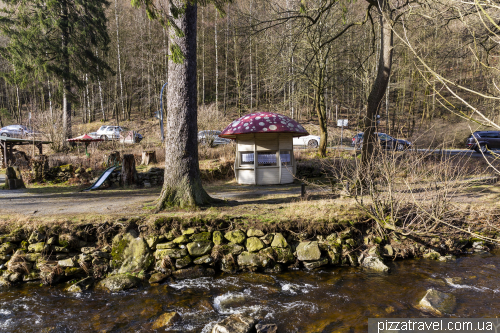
[0,0,498,151]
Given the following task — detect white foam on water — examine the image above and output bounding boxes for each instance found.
[446,281,500,293]
[280,282,316,294]
[200,321,217,333]
[0,318,12,328]
[280,300,319,313]
[213,289,266,316]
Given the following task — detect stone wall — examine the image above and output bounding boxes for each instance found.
[0,220,487,293]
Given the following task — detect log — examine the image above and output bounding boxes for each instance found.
[141,150,157,166]
[121,154,137,186]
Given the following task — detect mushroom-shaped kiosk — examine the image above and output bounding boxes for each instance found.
[220,112,309,185]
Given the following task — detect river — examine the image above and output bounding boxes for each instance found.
[0,251,498,332]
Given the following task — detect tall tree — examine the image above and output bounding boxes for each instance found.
[131,0,230,208]
[0,0,113,142]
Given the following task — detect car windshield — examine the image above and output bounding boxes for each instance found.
[98,126,107,131]
[378,133,392,140]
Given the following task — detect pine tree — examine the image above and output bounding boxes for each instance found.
[0,0,113,142]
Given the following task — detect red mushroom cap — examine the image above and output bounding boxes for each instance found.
[219,112,309,138]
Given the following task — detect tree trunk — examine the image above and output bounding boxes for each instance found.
[361,0,393,167]
[121,154,137,186]
[157,1,212,209]
[61,0,71,141]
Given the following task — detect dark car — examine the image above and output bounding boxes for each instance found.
[352,132,412,151]
[466,131,500,153]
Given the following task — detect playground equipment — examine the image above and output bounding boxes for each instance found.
[67,134,103,157]
[82,165,119,191]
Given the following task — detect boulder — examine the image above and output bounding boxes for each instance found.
[172,265,215,280]
[25,253,42,262]
[0,277,12,289]
[190,232,212,242]
[186,241,213,257]
[260,234,274,245]
[272,246,295,264]
[66,277,93,293]
[172,235,190,244]
[92,251,111,259]
[28,242,47,253]
[296,241,321,261]
[237,252,270,268]
[0,242,17,254]
[96,274,142,292]
[156,242,177,250]
[81,247,96,254]
[220,257,238,274]
[423,251,441,260]
[212,314,257,333]
[439,255,456,262]
[182,228,197,235]
[256,323,278,333]
[361,256,390,272]
[175,255,192,269]
[419,289,456,315]
[225,230,246,244]
[146,235,164,250]
[383,244,394,257]
[225,243,245,256]
[246,237,265,253]
[193,255,213,265]
[58,258,77,268]
[213,231,223,245]
[303,258,328,270]
[23,272,40,281]
[270,233,288,248]
[111,231,154,274]
[247,229,265,237]
[152,312,181,330]
[149,272,170,284]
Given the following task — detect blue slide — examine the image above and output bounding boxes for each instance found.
[82,166,119,191]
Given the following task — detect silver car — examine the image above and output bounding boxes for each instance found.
[198,130,231,146]
[0,125,34,138]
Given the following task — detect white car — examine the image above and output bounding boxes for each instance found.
[96,126,123,140]
[293,135,320,148]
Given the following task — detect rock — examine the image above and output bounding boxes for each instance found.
[182,228,197,235]
[225,230,247,245]
[146,235,164,250]
[28,242,47,253]
[220,257,238,274]
[152,312,181,330]
[237,252,270,268]
[256,323,278,333]
[361,256,390,272]
[155,248,188,260]
[296,241,321,261]
[8,272,22,283]
[92,251,111,259]
[247,229,265,237]
[81,247,96,254]
[419,289,456,315]
[173,235,190,244]
[270,233,288,248]
[303,258,328,270]
[272,246,295,264]
[176,255,192,269]
[187,241,213,257]
[190,232,212,242]
[383,244,394,257]
[47,237,57,245]
[58,258,77,268]
[156,242,177,249]
[193,255,213,265]
[225,243,245,256]
[111,231,154,274]
[0,277,12,289]
[346,252,359,266]
[23,272,40,281]
[445,277,462,284]
[423,251,441,260]
[25,253,41,262]
[0,242,17,254]
[213,231,223,245]
[96,274,142,292]
[66,277,93,292]
[439,255,456,262]
[264,264,283,274]
[246,237,265,253]
[64,267,85,277]
[172,265,215,279]
[212,313,257,333]
[53,246,69,253]
[260,234,274,245]
[149,272,170,284]
[344,238,356,249]
[28,230,45,244]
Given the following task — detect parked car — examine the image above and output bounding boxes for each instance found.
[352,132,412,151]
[96,125,143,142]
[466,131,500,153]
[293,134,320,148]
[198,130,231,146]
[0,125,34,138]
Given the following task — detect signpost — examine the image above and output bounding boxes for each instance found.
[337,119,348,146]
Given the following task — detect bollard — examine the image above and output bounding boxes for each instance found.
[301,183,307,198]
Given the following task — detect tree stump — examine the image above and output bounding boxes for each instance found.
[5,166,25,189]
[106,151,120,167]
[32,155,49,182]
[121,154,137,186]
[141,150,157,165]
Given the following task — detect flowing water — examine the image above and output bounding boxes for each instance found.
[1,251,499,332]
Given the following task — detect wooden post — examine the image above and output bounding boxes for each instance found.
[37,143,43,155]
[141,150,157,165]
[0,141,5,168]
[121,154,137,186]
